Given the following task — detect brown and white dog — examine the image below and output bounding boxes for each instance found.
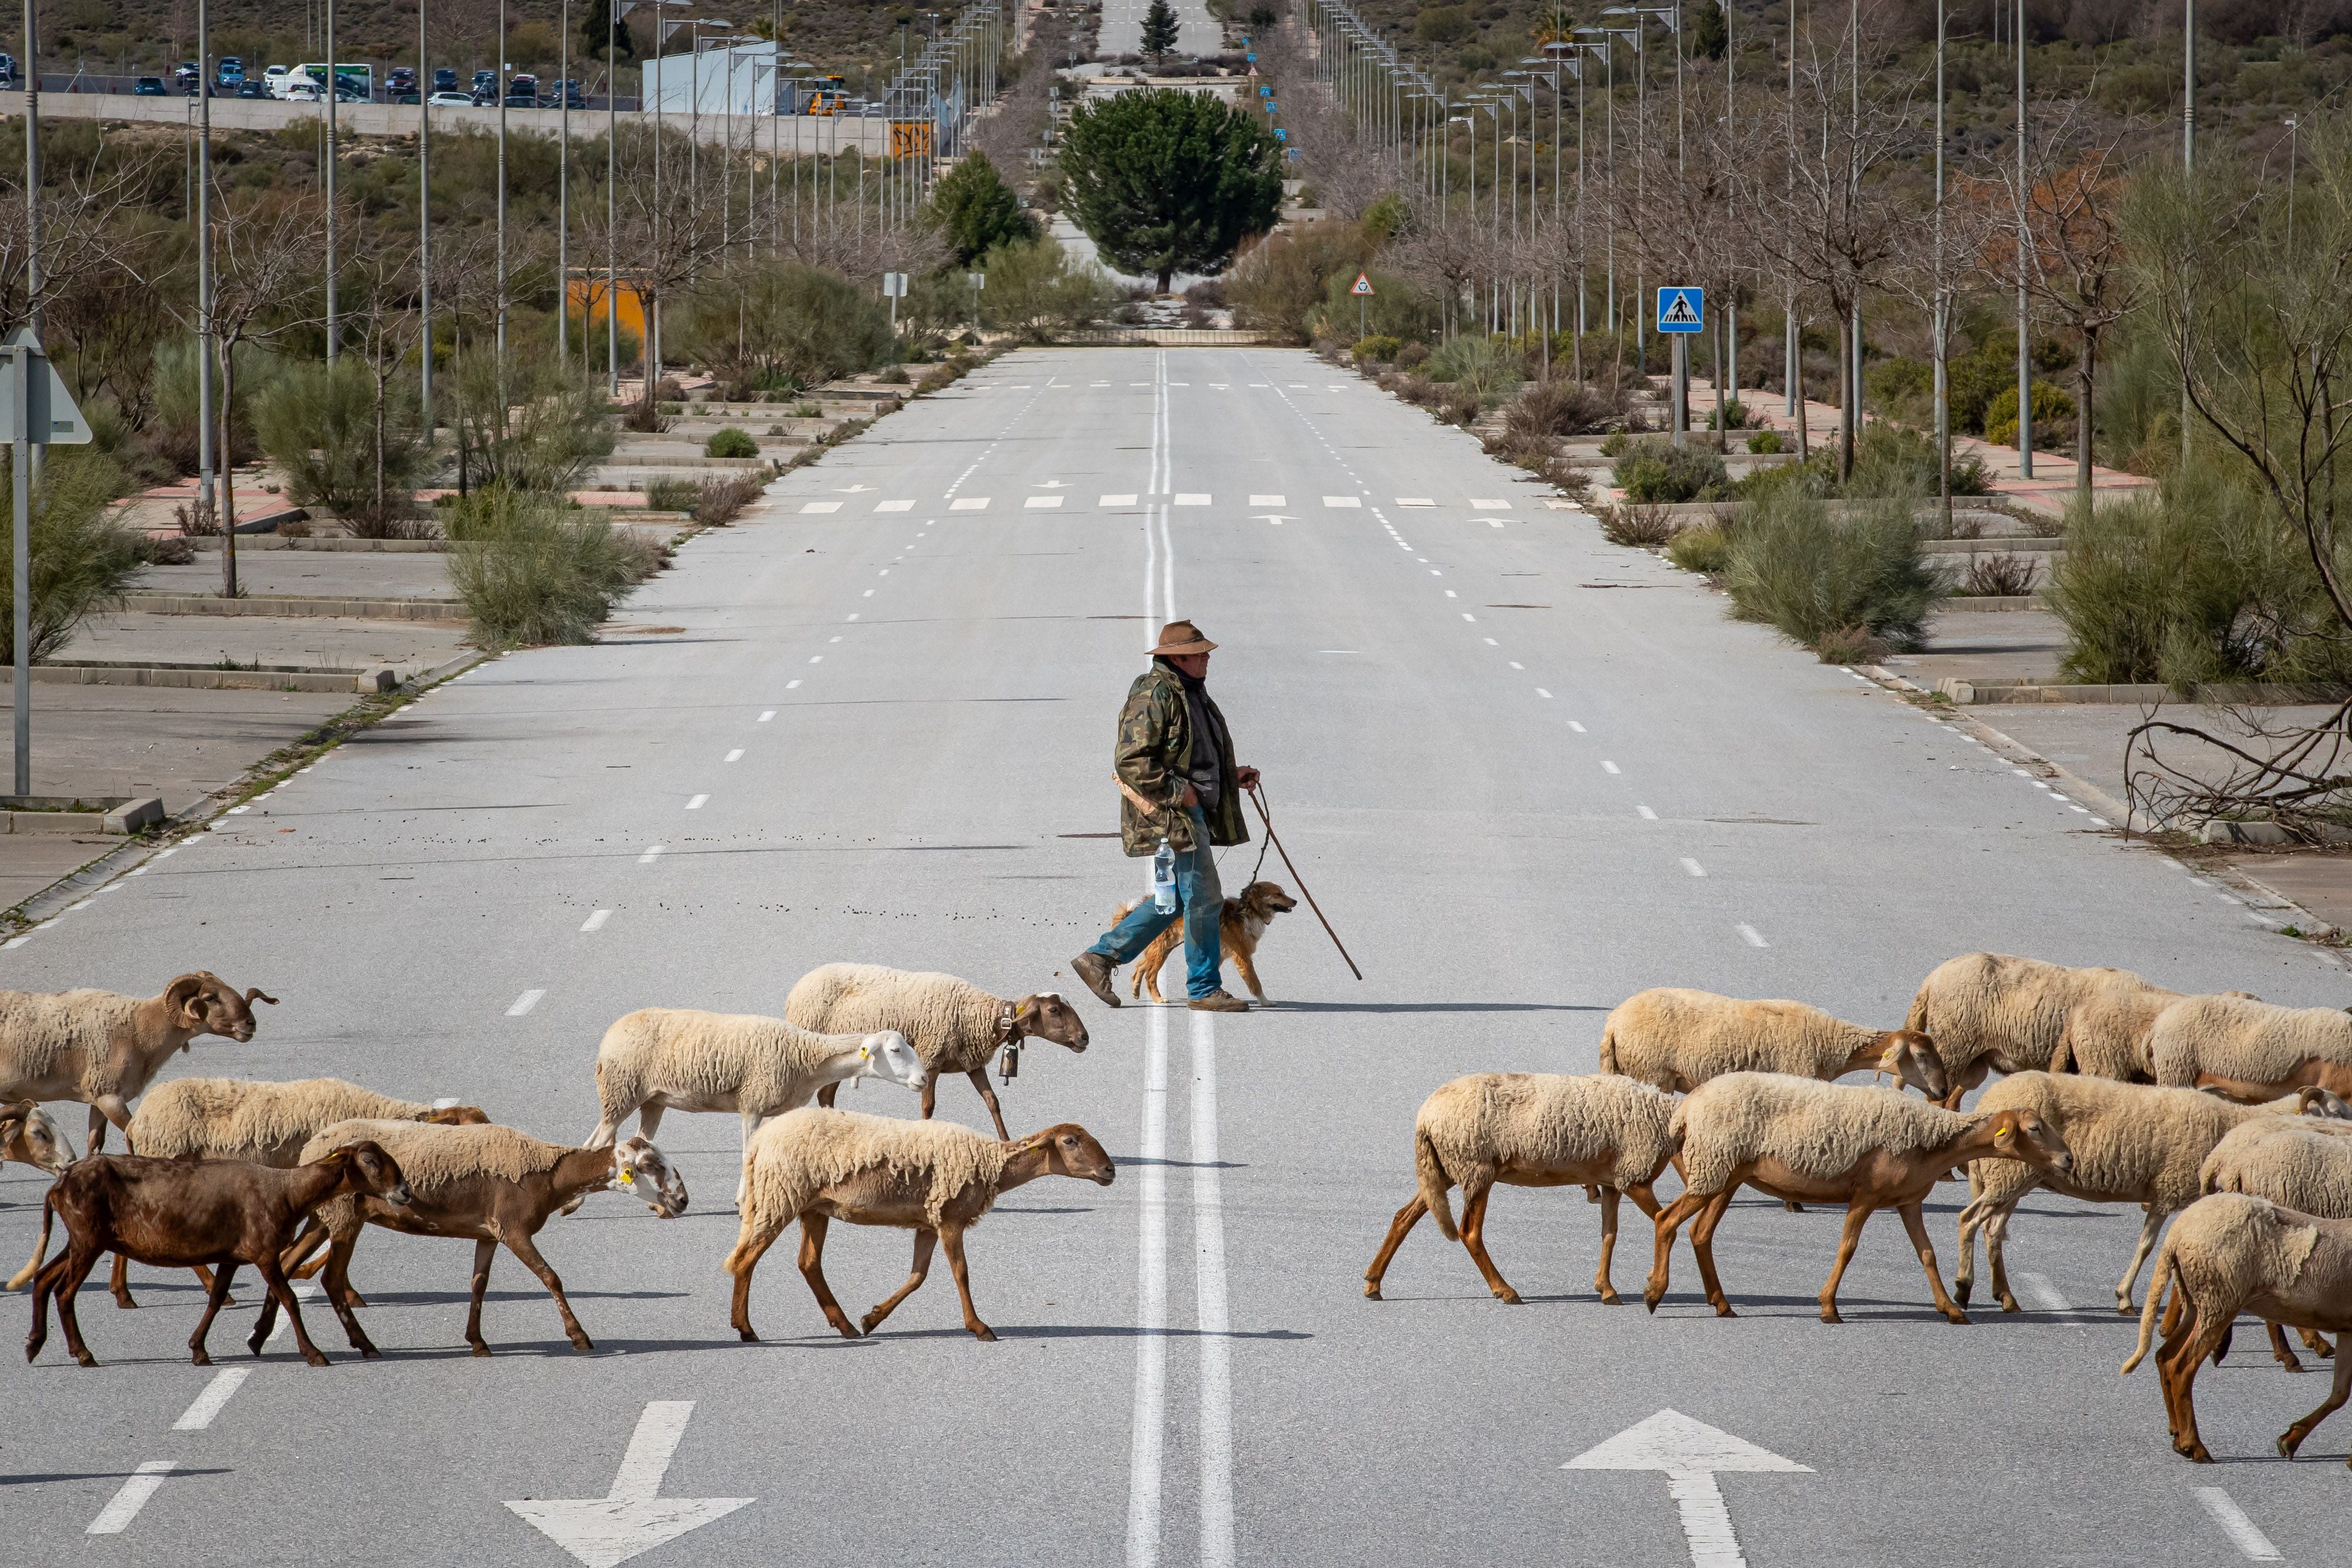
[1115,881,1300,1004]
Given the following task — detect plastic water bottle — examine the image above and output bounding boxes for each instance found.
[1152,838,1178,914]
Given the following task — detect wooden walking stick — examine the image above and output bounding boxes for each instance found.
[1246,783,1362,981]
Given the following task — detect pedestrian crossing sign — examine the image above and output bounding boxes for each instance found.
[1656,286,1704,333]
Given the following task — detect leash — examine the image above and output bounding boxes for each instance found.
[1246,781,1362,981]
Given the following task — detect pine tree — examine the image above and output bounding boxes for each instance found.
[582,0,637,62]
[1140,0,1181,62]
[1691,1,1727,61]
[1059,88,1284,293]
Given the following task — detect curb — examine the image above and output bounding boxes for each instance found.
[125,593,465,621]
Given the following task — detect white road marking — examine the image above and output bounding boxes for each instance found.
[1569,721,1588,733]
[684,795,708,810]
[2193,1487,2283,1561]
[1470,499,1510,510]
[507,989,546,1017]
[1602,761,1622,775]
[1102,493,1140,506]
[1127,1007,1171,1568]
[1681,858,1707,878]
[639,845,665,864]
[1174,493,1210,506]
[265,1278,323,1343]
[1027,495,1065,508]
[1484,637,1498,646]
[808,656,823,664]
[759,711,775,721]
[875,499,913,511]
[1509,661,1524,669]
[173,1368,250,1431]
[1396,497,1433,507]
[581,910,612,932]
[1737,924,1769,948]
[1536,688,1553,699]
[1192,1013,1235,1568]
[725,750,744,763]
[2017,1272,2070,1312]
[950,497,990,510]
[786,678,801,688]
[87,1461,176,1534]
[1248,494,1285,506]
[1638,805,1658,820]
[1445,590,1458,598]
[864,589,875,597]
[829,636,843,643]
[799,501,841,514]
[1323,496,1361,507]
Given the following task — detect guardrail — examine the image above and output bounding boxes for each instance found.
[1056,328,1270,346]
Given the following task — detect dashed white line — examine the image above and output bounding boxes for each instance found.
[2016,1272,2070,1312]
[1637,805,1658,820]
[1737,924,1769,948]
[786,680,801,690]
[759,710,775,722]
[87,1461,176,1535]
[1569,721,1587,733]
[1536,688,1553,700]
[725,750,744,763]
[173,1368,250,1431]
[1681,858,1708,878]
[1602,761,1622,775]
[685,795,709,811]
[506,988,546,1017]
[639,844,666,864]
[2193,1487,2283,1561]
[581,909,612,932]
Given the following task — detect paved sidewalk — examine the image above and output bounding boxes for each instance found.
[61,611,467,671]
[133,552,457,600]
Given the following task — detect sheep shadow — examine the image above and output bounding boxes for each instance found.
[358,1335,751,1360]
[0,1468,233,1486]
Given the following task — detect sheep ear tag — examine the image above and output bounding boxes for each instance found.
[617,1170,637,1186]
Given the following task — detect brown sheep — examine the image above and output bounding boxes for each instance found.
[0,972,278,1154]
[23,1143,410,1369]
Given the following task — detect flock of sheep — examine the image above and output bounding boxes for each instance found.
[1367,952,2352,1470]
[8,949,2352,1471]
[0,963,1099,1365]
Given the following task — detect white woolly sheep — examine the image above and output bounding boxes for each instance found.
[1649,1071,2073,1323]
[0,972,277,1151]
[2122,1193,2352,1465]
[1362,1072,1681,1306]
[275,1118,688,1357]
[1598,987,1949,1099]
[2149,994,2352,1102]
[1903,952,2231,1102]
[2200,1112,2352,1369]
[786,963,1090,1139]
[580,1008,924,1209]
[724,1106,1115,1342]
[1953,1072,2348,1320]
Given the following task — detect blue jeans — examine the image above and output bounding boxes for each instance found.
[1089,807,1224,998]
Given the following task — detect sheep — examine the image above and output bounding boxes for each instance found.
[42,1077,493,1309]
[724,1106,1115,1343]
[1646,1072,2074,1323]
[1903,952,2222,1104]
[0,1099,73,1179]
[1361,1072,1680,1306]
[0,972,277,1152]
[1952,1073,2352,1321]
[2149,994,2352,1102]
[2199,1113,2352,1369]
[2121,1193,2352,1466]
[787,964,1090,1141]
[23,1141,411,1369]
[580,1008,925,1209]
[269,1119,687,1358]
[1598,988,1949,1099]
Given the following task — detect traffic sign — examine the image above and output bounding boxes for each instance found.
[1259,83,1270,95]
[1274,128,1285,140]
[0,328,91,446]
[1349,273,1375,297]
[1655,286,1704,334]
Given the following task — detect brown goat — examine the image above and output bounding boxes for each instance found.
[0,972,277,1155]
[269,1124,687,1358]
[726,1116,1116,1343]
[1645,1075,2075,1323]
[24,1144,410,1369]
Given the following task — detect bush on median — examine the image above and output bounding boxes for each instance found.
[445,487,656,647]
[1721,485,1942,657]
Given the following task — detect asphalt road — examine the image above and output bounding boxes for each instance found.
[6,347,2347,1567]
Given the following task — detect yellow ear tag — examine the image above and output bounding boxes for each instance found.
[617,1170,636,1186]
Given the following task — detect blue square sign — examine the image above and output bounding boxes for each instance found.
[1656,286,1704,333]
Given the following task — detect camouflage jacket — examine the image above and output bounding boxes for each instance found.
[1115,662,1248,857]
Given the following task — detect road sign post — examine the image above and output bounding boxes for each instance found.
[881,271,909,331]
[1,328,94,797]
[1351,271,1374,339]
[1656,288,1705,449]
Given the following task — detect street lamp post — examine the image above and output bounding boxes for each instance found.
[2014,0,2030,480]
[325,0,338,362]
[419,0,432,434]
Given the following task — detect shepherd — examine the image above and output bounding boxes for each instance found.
[1070,620,1258,1014]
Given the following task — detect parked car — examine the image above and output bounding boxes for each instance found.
[173,61,199,89]
[425,89,473,107]
[558,78,586,108]
[236,79,270,98]
[0,52,19,89]
[387,66,418,103]
[283,80,322,102]
[472,68,495,93]
[432,66,458,92]
[133,76,168,96]
[217,55,244,83]
[505,72,539,106]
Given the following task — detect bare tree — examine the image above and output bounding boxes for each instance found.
[206,190,327,597]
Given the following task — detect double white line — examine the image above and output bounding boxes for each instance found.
[1127,1007,1234,1568]
[1140,352,1178,636]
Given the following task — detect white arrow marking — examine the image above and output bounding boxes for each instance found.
[1565,1410,1809,1568]
[507,1402,752,1568]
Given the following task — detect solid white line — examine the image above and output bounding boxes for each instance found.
[581,909,612,932]
[507,988,546,1017]
[2017,1272,2070,1313]
[2193,1487,2283,1561]
[639,844,665,864]
[610,1401,697,1500]
[1192,1012,1235,1568]
[87,1461,176,1534]
[1681,858,1707,878]
[172,1368,250,1431]
[725,750,744,763]
[685,794,709,810]
[1737,924,1768,948]
[1127,1007,1171,1568]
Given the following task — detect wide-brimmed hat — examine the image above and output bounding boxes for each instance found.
[1148,620,1218,657]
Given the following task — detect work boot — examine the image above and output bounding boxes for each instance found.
[1188,989,1249,1014]
[1071,952,1121,1008]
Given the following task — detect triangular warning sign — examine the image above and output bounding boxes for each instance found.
[1660,290,1701,327]
[1350,272,1375,296]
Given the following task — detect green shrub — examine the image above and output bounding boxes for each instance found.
[1395,340,1428,371]
[1353,335,1402,363]
[644,478,700,511]
[1599,430,1631,457]
[1846,423,1994,499]
[1612,438,1730,503]
[1705,400,1749,431]
[0,449,140,663]
[1666,523,1733,574]
[1984,380,2077,451]
[1722,486,1943,655]
[1425,335,1525,402]
[1746,429,1785,454]
[693,474,768,525]
[445,487,654,647]
[1508,379,1618,439]
[1598,503,1677,547]
[450,353,615,494]
[980,234,1120,340]
[706,427,760,459]
[253,358,427,529]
